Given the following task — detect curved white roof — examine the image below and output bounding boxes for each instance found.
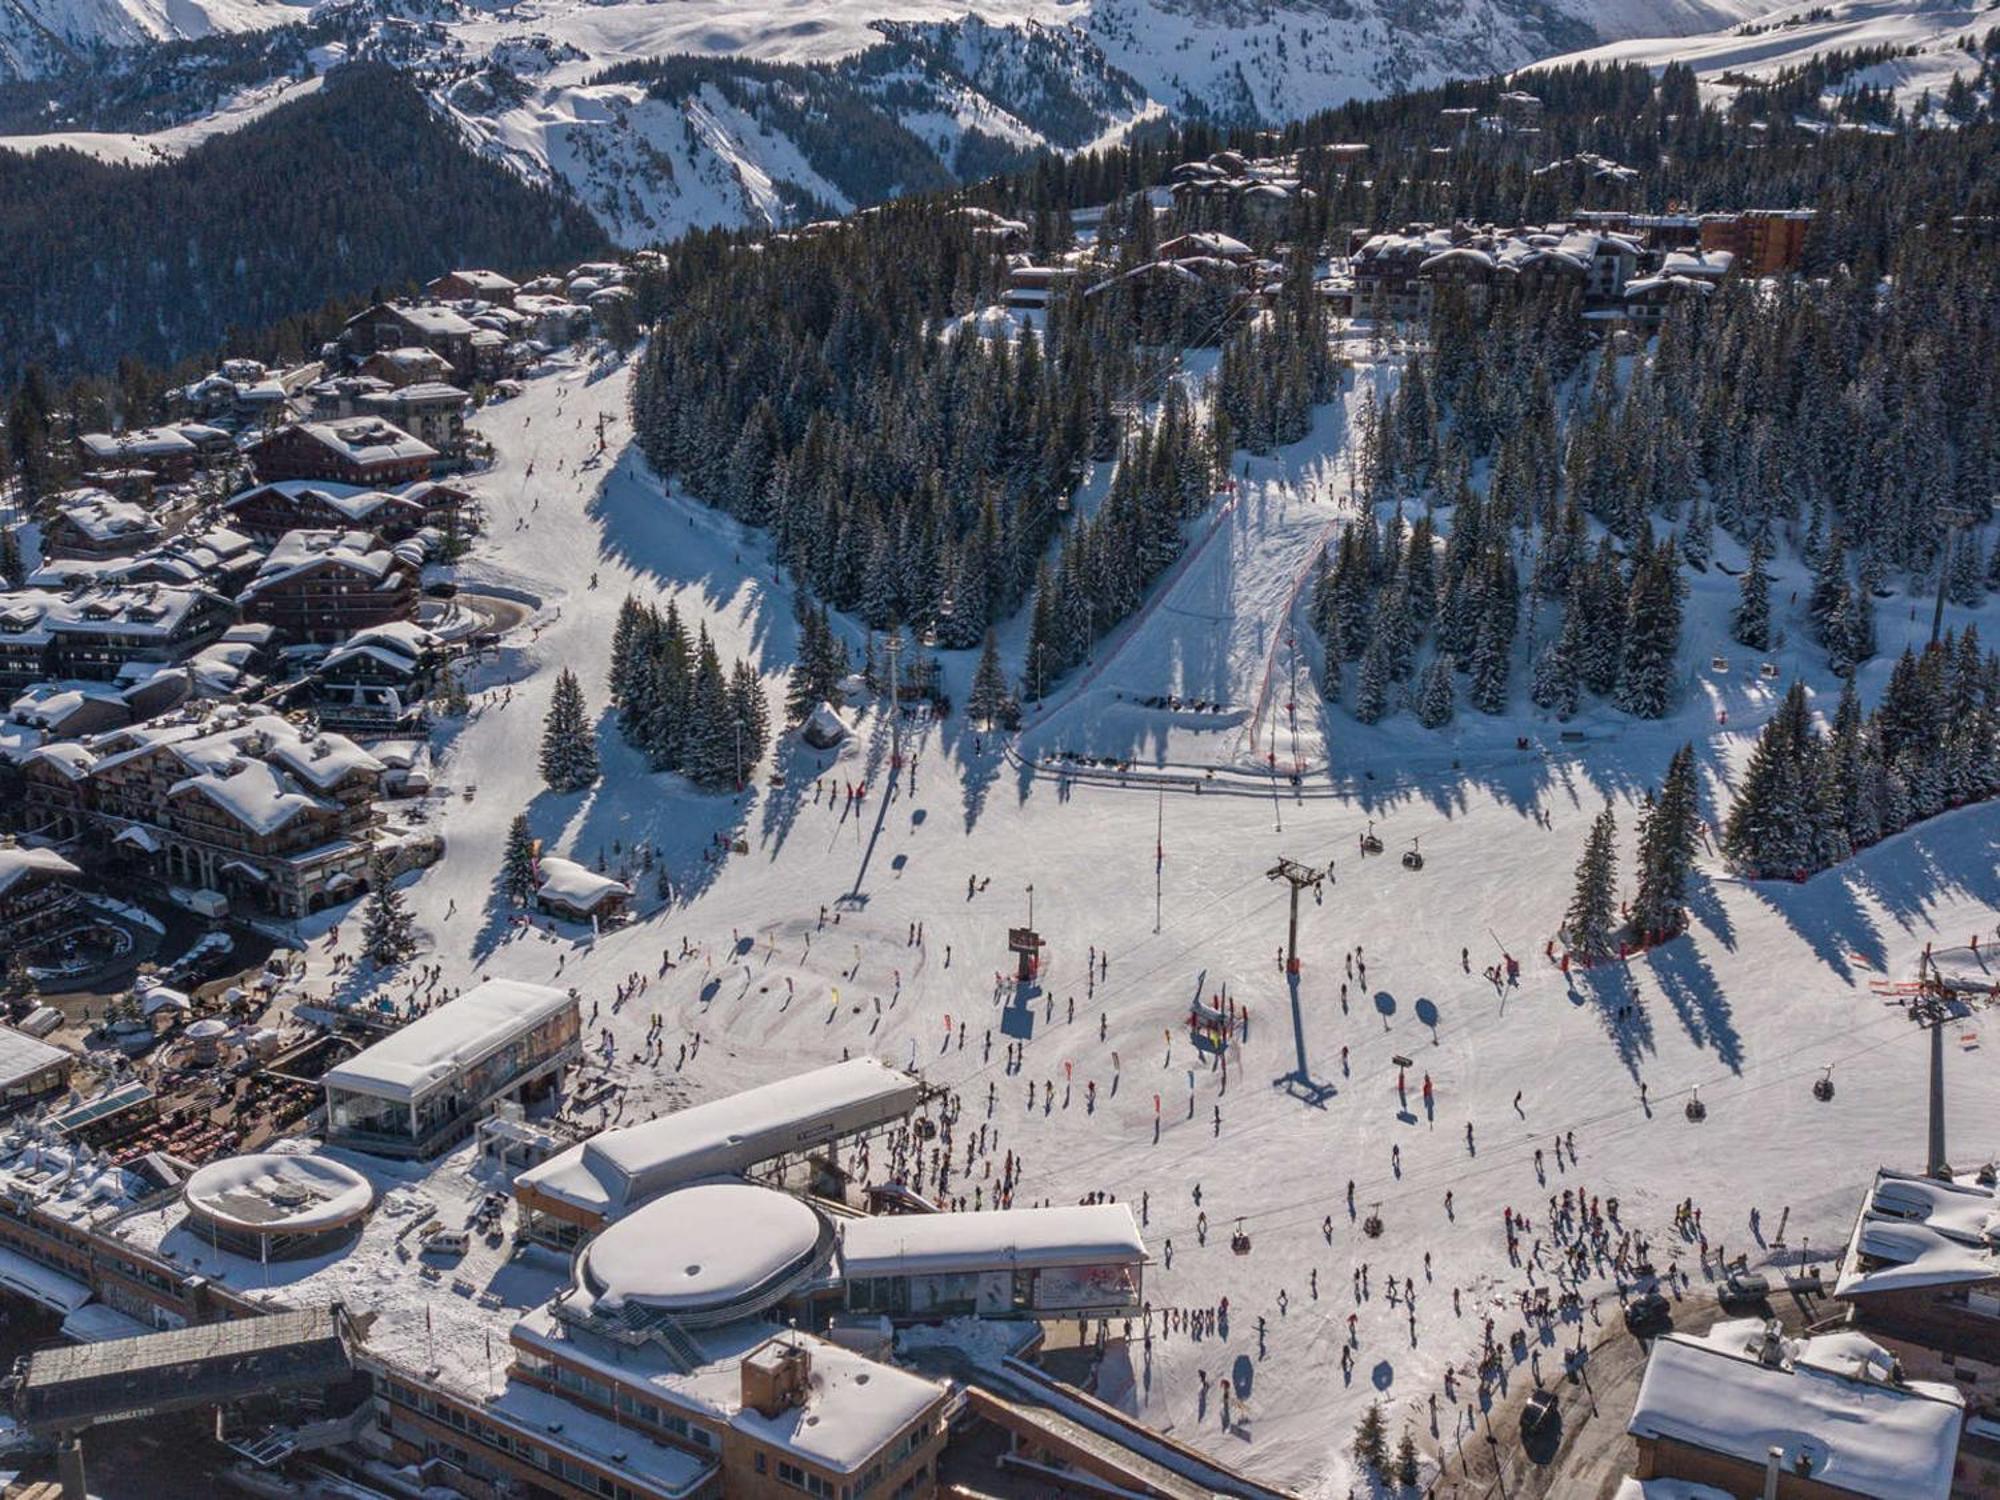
[184,1152,373,1235]
[580,1183,821,1312]
[838,1203,1144,1278]
[519,1057,921,1218]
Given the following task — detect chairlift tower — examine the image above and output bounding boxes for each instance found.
[1912,955,1959,1180]
[1267,857,1328,977]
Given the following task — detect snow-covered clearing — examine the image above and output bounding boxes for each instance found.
[0,73,324,165]
[296,348,1999,1496]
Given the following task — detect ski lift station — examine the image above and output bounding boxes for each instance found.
[514,1055,927,1244]
[320,978,582,1158]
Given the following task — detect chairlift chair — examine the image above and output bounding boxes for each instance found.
[1684,1086,1707,1122]
[1360,820,1384,856]
[1710,655,1730,673]
[1759,662,1780,680]
[1812,1065,1835,1102]
[1230,1217,1251,1255]
[1401,837,1424,871]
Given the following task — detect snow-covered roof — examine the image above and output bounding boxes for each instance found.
[0,845,80,898]
[0,584,218,643]
[578,1183,823,1312]
[437,269,518,294]
[1835,1167,2000,1296]
[239,529,408,602]
[515,1310,941,1479]
[52,490,159,545]
[389,304,476,338]
[262,732,385,790]
[0,1024,70,1089]
[322,979,576,1104]
[183,1151,373,1235]
[731,1333,942,1474]
[292,420,437,468]
[228,480,423,526]
[518,1057,922,1219]
[139,986,191,1016]
[801,701,850,746]
[838,1203,1143,1278]
[1159,231,1252,259]
[1628,1318,1963,1500]
[1660,249,1733,278]
[1612,1478,1734,1500]
[535,856,632,913]
[170,760,335,837]
[77,427,197,462]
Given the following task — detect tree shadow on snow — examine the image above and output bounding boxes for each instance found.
[1684,868,1737,952]
[1738,871,1880,986]
[583,449,799,674]
[1643,937,1743,1073]
[1568,965,1654,1080]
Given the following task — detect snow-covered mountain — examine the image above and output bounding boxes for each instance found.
[0,0,307,81]
[1527,0,1995,115]
[0,0,1817,245]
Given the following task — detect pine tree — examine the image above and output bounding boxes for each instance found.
[726,660,770,787]
[1564,806,1618,959]
[539,668,600,791]
[968,630,1015,729]
[1353,624,1392,725]
[362,850,416,964]
[1733,535,1773,652]
[1394,1430,1421,1488]
[0,526,21,590]
[1722,681,1818,878]
[1616,547,1681,720]
[501,813,539,906]
[1416,653,1456,729]
[1630,745,1699,944]
[1530,637,1579,720]
[1352,1401,1388,1475]
[684,633,738,789]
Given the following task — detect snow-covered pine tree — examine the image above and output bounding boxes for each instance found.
[684,631,737,789]
[362,849,416,964]
[608,594,646,707]
[1722,681,1817,877]
[1630,744,1698,944]
[1530,634,1580,720]
[1352,625,1392,725]
[539,668,600,792]
[1615,544,1681,719]
[1416,653,1456,728]
[1680,497,1712,571]
[502,814,538,906]
[1563,806,1618,959]
[1467,601,1511,714]
[968,631,1014,730]
[786,608,828,724]
[727,661,770,786]
[1732,535,1772,652]
[1806,533,1848,645]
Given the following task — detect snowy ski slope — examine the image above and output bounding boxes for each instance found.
[294,346,2000,1496]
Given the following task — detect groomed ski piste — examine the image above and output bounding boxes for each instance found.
[291,341,1999,1495]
